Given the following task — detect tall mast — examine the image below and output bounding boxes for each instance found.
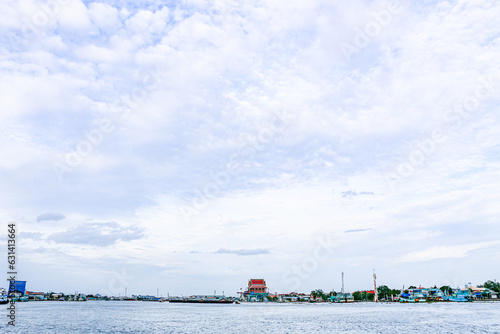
[373,270,378,302]
[341,272,344,293]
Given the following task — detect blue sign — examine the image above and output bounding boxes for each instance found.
[251,291,255,295]
[8,281,26,295]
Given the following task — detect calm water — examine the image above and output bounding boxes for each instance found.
[3,301,500,333]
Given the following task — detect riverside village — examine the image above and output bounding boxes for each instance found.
[2,273,499,305]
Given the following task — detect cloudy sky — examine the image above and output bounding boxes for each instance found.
[1,0,499,296]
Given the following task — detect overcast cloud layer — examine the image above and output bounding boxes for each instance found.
[0,0,499,296]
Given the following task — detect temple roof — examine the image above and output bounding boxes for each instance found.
[249,279,266,286]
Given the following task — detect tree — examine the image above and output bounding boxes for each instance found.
[390,289,401,298]
[440,286,452,295]
[408,286,417,289]
[377,285,391,300]
[483,280,500,293]
[353,291,363,301]
[311,289,326,301]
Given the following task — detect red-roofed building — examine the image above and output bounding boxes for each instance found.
[248,279,268,294]
[238,279,269,301]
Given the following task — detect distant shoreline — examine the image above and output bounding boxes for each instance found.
[14,299,500,303]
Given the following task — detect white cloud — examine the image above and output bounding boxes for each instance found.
[88,2,121,32]
[57,0,93,32]
[0,0,499,294]
[400,241,500,263]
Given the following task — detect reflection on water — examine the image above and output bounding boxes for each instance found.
[4,301,500,333]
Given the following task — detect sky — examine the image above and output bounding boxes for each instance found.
[0,0,499,297]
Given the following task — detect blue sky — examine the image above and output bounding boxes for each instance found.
[0,0,499,296]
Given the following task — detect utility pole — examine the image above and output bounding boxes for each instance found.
[373,270,378,302]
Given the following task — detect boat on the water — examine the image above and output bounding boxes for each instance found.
[399,292,415,303]
[399,291,427,303]
[426,288,444,301]
[445,289,472,302]
[168,299,235,304]
[0,288,8,305]
[12,296,28,302]
[399,296,426,303]
[166,296,239,304]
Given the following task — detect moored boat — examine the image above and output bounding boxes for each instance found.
[445,289,472,302]
[167,296,238,304]
[0,288,8,305]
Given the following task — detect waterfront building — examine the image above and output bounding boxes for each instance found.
[465,284,498,300]
[247,279,268,294]
[279,292,309,302]
[26,291,46,301]
[409,288,428,298]
[334,292,354,303]
[134,295,158,301]
[238,279,269,301]
[49,293,63,300]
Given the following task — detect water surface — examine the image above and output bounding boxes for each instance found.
[4,301,500,333]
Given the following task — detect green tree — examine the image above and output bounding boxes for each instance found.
[311,289,326,301]
[353,291,362,301]
[377,285,391,300]
[390,289,401,298]
[440,286,452,295]
[483,280,500,293]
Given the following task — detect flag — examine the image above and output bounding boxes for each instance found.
[8,281,27,295]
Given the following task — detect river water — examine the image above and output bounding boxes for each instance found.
[3,301,500,333]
